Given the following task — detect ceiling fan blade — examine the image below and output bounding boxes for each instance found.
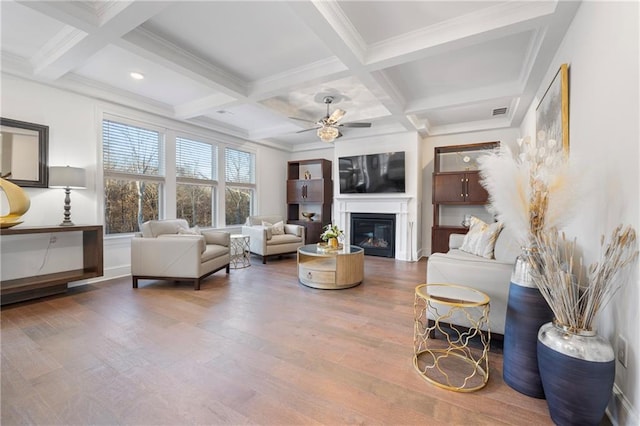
[340,122,371,128]
[296,127,320,134]
[327,108,346,125]
[289,116,317,124]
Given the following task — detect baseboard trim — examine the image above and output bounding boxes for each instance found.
[606,384,638,426]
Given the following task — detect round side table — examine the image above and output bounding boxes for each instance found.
[413,283,491,392]
[230,234,251,269]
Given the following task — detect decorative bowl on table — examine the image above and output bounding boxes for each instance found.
[301,212,315,221]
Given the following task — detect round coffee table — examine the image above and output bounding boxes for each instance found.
[297,244,364,289]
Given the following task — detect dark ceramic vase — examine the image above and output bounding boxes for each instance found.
[502,251,553,398]
[537,322,615,426]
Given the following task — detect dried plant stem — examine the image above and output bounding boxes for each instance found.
[525,226,638,332]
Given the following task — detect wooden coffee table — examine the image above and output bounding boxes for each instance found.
[297,244,364,289]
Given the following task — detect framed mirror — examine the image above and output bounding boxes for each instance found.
[0,117,49,188]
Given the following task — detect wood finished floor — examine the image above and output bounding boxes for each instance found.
[1,255,555,425]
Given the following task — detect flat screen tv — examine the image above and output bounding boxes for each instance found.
[339,151,405,194]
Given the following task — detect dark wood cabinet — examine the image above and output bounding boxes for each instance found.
[286,179,330,203]
[433,171,488,204]
[431,142,499,254]
[287,159,332,244]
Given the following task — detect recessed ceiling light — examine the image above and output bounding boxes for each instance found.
[130,72,144,80]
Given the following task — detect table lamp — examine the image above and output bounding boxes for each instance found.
[49,166,86,226]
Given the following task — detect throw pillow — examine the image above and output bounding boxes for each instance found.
[262,220,285,235]
[460,216,503,259]
[178,226,200,235]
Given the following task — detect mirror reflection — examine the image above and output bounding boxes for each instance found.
[0,118,48,187]
[1,126,40,181]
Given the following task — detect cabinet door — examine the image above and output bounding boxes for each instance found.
[465,172,489,203]
[287,180,306,202]
[287,180,325,203]
[303,180,324,202]
[433,173,465,203]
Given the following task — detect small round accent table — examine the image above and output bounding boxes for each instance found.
[297,244,364,289]
[230,234,251,269]
[413,283,491,392]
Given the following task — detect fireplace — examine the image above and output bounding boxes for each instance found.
[350,213,395,258]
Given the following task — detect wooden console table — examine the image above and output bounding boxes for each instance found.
[0,225,103,305]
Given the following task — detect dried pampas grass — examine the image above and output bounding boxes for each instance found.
[478,134,581,246]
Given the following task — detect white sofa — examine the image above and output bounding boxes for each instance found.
[131,219,230,290]
[426,228,520,335]
[241,215,305,264]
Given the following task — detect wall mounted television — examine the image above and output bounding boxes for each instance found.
[339,151,405,194]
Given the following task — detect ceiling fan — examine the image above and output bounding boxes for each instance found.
[290,96,372,143]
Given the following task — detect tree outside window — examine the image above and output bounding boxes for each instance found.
[176,137,217,227]
[225,147,255,225]
[103,119,163,234]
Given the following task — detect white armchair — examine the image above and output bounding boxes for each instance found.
[241,215,305,264]
[131,219,230,290]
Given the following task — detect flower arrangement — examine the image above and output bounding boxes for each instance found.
[320,224,344,241]
[478,132,577,246]
[525,226,637,332]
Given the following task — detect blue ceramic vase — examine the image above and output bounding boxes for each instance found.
[502,251,553,398]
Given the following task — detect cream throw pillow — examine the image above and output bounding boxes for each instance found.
[178,226,200,235]
[262,220,285,235]
[460,217,503,259]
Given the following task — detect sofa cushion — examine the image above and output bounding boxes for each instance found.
[201,230,229,246]
[267,233,303,246]
[202,244,229,262]
[494,227,521,263]
[460,217,503,259]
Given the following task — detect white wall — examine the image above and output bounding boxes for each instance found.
[520,2,639,422]
[421,127,520,254]
[1,74,290,282]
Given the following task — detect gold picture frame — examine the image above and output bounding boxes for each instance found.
[536,63,569,154]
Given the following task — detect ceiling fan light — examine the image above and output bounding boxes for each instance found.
[317,126,339,142]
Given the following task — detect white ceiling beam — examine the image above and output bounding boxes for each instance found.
[174,93,239,120]
[406,81,523,114]
[287,1,415,132]
[364,1,558,70]
[250,57,350,101]
[24,1,171,80]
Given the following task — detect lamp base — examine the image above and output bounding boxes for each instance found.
[60,187,76,227]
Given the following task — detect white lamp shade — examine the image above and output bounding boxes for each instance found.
[49,166,86,189]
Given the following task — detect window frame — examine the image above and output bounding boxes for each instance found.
[102,117,166,235]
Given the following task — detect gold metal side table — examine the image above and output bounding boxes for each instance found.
[413,283,490,392]
[230,234,251,269]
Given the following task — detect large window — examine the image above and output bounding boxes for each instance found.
[103,118,257,233]
[176,137,217,227]
[103,119,163,234]
[225,147,255,225]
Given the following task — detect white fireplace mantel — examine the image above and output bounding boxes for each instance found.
[335,195,415,261]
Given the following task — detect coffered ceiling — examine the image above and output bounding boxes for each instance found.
[1,1,581,150]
